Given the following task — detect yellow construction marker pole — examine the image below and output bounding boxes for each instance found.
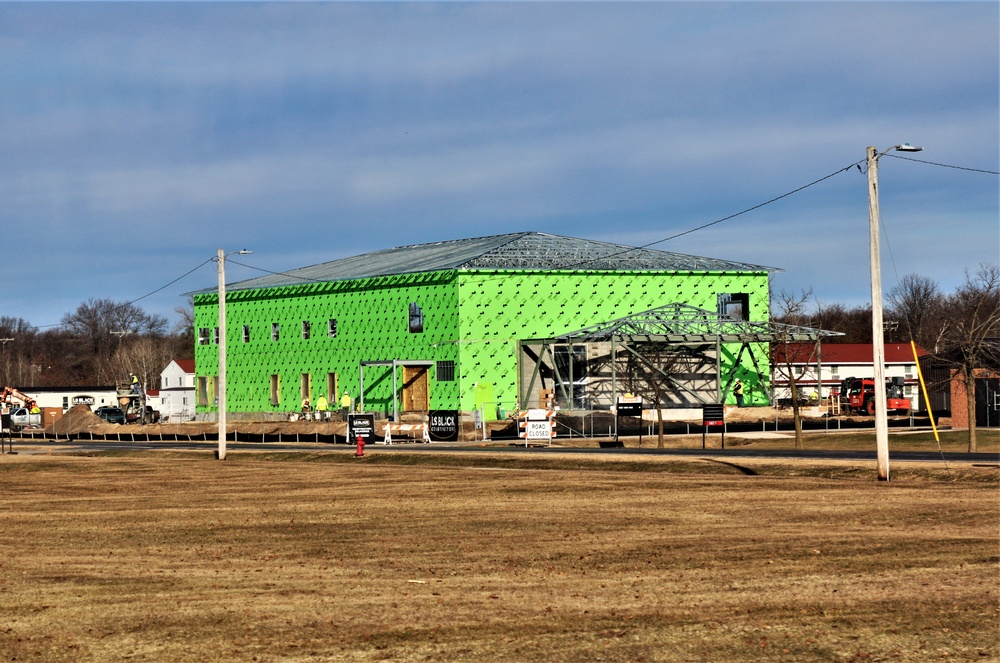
[911,340,940,442]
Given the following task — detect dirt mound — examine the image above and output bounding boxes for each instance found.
[50,404,107,435]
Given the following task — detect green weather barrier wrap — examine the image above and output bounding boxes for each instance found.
[194,268,771,414]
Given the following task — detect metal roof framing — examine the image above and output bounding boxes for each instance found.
[540,302,839,344]
[519,303,841,412]
[208,232,779,294]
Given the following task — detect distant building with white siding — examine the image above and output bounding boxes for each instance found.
[19,386,118,412]
[773,343,929,411]
[159,359,196,422]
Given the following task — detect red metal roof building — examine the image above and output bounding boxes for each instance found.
[772,343,930,410]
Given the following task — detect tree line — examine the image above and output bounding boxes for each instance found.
[775,264,1000,355]
[0,299,194,391]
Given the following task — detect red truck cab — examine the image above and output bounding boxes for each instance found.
[840,377,911,415]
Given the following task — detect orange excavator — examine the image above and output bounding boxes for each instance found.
[1,386,37,411]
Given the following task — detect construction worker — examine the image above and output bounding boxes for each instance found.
[340,391,351,417]
[130,373,140,394]
[314,394,328,420]
[734,378,745,408]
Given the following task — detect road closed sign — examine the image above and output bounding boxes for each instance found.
[524,419,552,440]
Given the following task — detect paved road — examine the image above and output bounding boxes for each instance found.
[3,437,998,464]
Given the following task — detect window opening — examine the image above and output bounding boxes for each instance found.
[302,321,311,340]
[408,302,424,333]
[271,323,280,341]
[269,374,280,406]
[717,293,750,321]
[436,361,456,382]
[301,373,311,404]
[326,373,337,402]
[197,377,209,406]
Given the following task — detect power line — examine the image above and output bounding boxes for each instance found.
[885,153,1000,175]
[36,151,991,324]
[33,258,216,330]
[125,258,215,306]
[225,258,319,284]
[640,164,861,250]
[545,163,862,271]
[156,152,1000,294]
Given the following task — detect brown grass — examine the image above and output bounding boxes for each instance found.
[0,451,997,662]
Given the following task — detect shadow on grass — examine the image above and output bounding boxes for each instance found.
[699,458,759,475]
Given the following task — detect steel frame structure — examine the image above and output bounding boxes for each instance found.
[519,303,841,411]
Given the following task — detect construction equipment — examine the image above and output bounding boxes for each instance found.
[1,388,41,432]
[1,386,37,410]
[116,379,151,425]
[839,377,911,415]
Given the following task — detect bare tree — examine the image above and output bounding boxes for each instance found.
[935,264,1000,452]
[53,299,170,387]
[172,299,196,361]
[108,336,174,391]
[775,302,873,344]
[60,298,168,358]
[0,317,38,386]
[772,289,816,450]
[887,274,947,351]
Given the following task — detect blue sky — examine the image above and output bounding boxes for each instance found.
[3,2,997,330]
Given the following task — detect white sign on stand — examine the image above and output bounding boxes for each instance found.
[524,420,552,440]
[518,408,555,445]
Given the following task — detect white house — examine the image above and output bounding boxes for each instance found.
[160,359,196,422]
[772,343,929,412]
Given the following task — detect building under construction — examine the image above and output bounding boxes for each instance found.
[192,232,829,418]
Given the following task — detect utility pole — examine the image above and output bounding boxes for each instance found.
[217,248,252,461]
[866,146,890,481]
[217,248,228,461]
[866,143,922,482]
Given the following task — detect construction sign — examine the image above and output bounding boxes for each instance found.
[518,408,555,446]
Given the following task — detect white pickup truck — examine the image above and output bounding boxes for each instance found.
[7,407,42,431]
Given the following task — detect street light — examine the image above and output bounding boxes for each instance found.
[217,248,253,461]
[867,143,922,481]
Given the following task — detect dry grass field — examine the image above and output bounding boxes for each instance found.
[0,450,997,662]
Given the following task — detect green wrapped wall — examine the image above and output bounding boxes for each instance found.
[194,268,770,414]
